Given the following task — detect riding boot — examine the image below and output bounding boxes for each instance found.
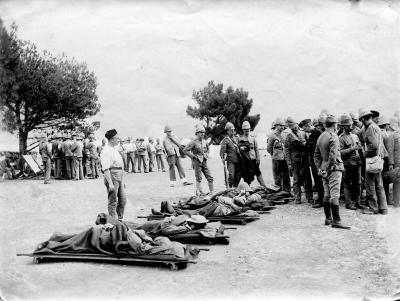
[323,199,332,225]
[331,204,351,230]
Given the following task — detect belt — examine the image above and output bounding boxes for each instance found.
[110,167,122,170]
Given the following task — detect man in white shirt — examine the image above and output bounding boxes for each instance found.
[100,129,127,220]
[124,137,137,173]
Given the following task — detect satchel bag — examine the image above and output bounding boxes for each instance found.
[365,138,383,174]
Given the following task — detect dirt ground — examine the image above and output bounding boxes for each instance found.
[1,154,399,301]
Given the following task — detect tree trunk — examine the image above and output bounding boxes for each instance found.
[18,128,28,155]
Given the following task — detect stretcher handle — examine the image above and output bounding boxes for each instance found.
[198,248,210,251]
[223,227,237,230]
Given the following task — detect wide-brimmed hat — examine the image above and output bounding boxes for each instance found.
[187,214,208,224]
[325,114,337,124]
[225,122,235,131]
[274,118,285,127]
[378,116,390,127]
[338,113,352,126]
[359,109,373,120]
[299,119,312,128]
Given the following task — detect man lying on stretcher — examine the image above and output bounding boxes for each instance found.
[96,213,224,238]
[151,182,286,218]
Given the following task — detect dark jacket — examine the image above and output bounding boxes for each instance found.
[284,129,306,166]
[267,132,285,161]
[220,136,239,163]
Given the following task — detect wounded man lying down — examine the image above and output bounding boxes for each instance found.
[96,213,223,239]
[34,219,199,259]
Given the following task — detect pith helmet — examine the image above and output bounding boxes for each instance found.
[274,118,285,127]
[225,122,235,131]
[187,214,208,224]
[359,109,373,120]
[378,116,390,127]
[242,121,251,130]
[338,113,352,126]
[325,114,338,124]
[349,112,359,121]
[195,124,205,133]
[164,125,172,133]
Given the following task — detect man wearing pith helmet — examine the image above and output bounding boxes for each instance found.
[184,124,214,195]
[163,125,192,187]
[220,122,241,188]
[358,109,388,215]
[238,120,267,188]
[267,118,290,193]
[314,115,350,229]
[100,129,127,220]
[338,113,363,210]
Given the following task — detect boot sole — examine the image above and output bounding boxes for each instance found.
[331,224,351,230]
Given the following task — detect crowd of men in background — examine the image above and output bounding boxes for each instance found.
[266,109,400,215]
[31,133,169,184]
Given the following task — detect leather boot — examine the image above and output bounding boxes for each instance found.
[323,201,332,225]
[208,181,214,194]
[331,204,351,230]
[160,201,166,213]
[256,175,267,188]
[312,199,323,208]
[165,202,176,214]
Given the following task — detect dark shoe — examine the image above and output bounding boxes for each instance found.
[361,208,379,215]
[356,204,366,210]
[323,202,332,225]
[308,199,313,204]
[295,199,301,204]
[346,205,357,210]
[379,209,388,215]
[151,208,163,216]
[331,221,351,230]
[312,203,323,208]
[331,204,351,230]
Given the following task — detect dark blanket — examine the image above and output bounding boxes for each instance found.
[34,222,199,259]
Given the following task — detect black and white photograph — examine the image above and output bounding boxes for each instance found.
[0,0,399,300]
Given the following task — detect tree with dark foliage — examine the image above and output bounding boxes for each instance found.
[0,20,100,154]
[187,81,260,144]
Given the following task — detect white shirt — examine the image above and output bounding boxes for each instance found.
[124,142,136,153]
[100,145,124,170]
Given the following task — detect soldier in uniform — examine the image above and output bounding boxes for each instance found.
[299,118,324,208]
[62,133,74,180]
[39,133,52,184]
[338,113,364,210]
[378,116,392,204]
[267,118,290,192]
[220,122,241,188]
[163,125,192,187]
[51,133,63,180]
[134,138,140,173]
[238,121,267,188]
[88,133,100,178]
[100,129,127,220]
[71,133,84,180]
[184,124,214,195]
[155,138,166,172]
[359,109,388,215]
[137,138,149,173]
[147,138,156,172]
[125,137,136,173]
[314,115,350,229]
[284,117,313,204]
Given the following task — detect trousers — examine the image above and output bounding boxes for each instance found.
[53,158,62,179]
[65,156,73,179]
[292,161,313,201]
[42,157,52,182]
[193,158,213,184]
[322,171,342,205]
[104,170,127,219]
[138,155,148,172]
[73,157,84,180]
[343,164,362,207]
[167,155,186,181]
[226,161,241,188]
[365,171,388,212]
[126,152,135,172]
[272,159,291,192]
[156,154,165,171]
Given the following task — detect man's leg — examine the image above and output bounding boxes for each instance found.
[192,159,203,195]
[292,162,302,203]
[79,158,84,180]
[65,157,72,179]
[375,172,388,214]
[311,163,324,206]
[272,159,281,188]
[329,171,350,229]
[343,165,355,209]
[365,172,379,213]
[167,155,177,185]
[175,156,188,182]
[301,163,313,202]
[202,159,214,192]
[382,158,391,204]
[156,154,161,171]
[44,159,51,183]
[351,165,363,208]
[116,177,127,220]
[105,178,118,218]
[322,177,332,225]
[393,176,400,207]
[227,162,236,188]
[280,160,291,193]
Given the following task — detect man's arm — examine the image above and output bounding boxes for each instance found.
[363,127,380,158]
[327,135,338,171]
[183,140,195,159]
[284,135,293,168]
[266,135,274,156]
[339,135,354,159]
[313,139,322,170]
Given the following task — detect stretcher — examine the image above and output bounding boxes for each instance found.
[270,198,293,205]
[17,247,208,271]
[152,233,231,245]
[138,215,261,225]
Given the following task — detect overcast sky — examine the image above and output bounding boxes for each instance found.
[1,0,399,142]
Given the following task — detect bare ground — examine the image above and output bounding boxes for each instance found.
[1,155,399,301]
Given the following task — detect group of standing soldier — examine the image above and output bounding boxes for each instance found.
[117,137,167,174]
[38,132,101,184]
[266,108,400,229]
